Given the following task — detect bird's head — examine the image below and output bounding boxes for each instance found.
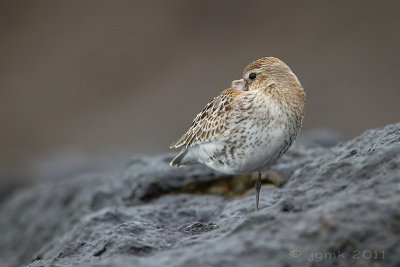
[241,57,303,92]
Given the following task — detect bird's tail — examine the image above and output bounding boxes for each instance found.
[170,149,188,167]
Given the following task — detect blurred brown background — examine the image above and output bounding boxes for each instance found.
[1,1,399,195]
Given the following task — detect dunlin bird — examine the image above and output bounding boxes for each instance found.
[170,57,305,210]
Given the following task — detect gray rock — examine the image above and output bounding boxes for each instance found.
[297,128,343,147]
[0,123,399,267]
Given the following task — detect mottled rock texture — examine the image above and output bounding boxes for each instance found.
[0,123,399,267]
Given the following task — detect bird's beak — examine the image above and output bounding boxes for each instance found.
[231,79,248,91]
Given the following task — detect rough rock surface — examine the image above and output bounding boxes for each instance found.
[0,123,399,267]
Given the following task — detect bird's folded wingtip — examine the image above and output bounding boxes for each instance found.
[169,149,188,167]
[169,161,179,167]
[169,140,184,149]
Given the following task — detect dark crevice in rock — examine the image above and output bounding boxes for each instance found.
[127,245,153,256]
[342,149,358,159]
[132,172,283,203]
[31,256,42,263]
[93,245,107,257]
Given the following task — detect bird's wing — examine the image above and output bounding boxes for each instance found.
[170,89,243,148]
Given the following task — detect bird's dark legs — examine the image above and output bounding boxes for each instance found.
[255,171,262,211]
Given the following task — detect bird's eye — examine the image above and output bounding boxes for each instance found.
[249,73,257,80]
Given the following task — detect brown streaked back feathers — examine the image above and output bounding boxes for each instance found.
[170,89,242,148]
